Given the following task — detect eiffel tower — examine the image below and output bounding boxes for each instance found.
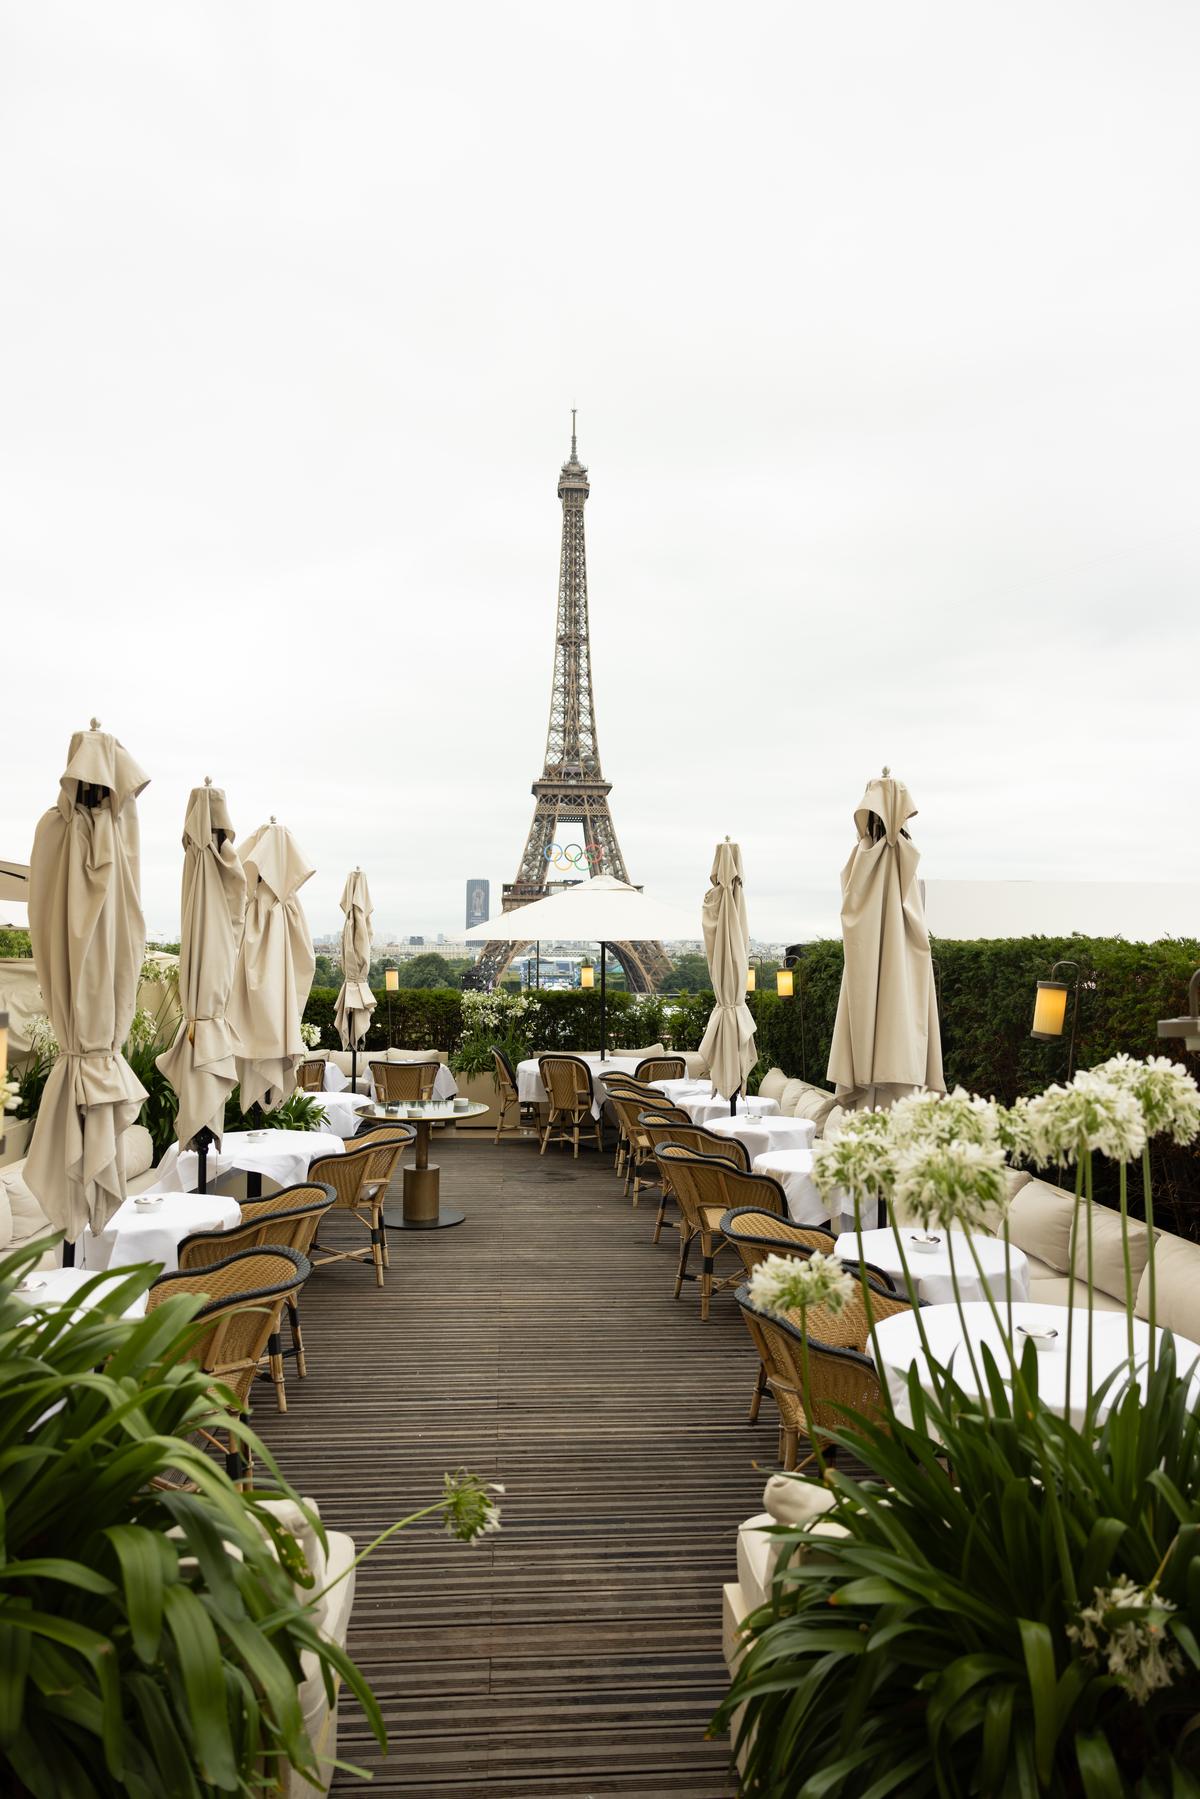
[471,418,671,993]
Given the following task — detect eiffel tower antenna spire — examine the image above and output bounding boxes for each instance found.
[469,425,670,993]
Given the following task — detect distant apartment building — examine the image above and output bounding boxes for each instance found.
[465,878,490,930]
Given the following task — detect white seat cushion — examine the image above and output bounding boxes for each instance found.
[1136,1233,1200,1339]
[1069,1205,1153,1306]
[1007,1178,1077,1274]
[1028,1274,1127,1313]
[757,1067,788,1104]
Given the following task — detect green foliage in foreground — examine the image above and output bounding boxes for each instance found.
[0,1239,385,1796]
[716,1336,1200,1796]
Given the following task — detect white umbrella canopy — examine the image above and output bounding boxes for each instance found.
[335,868,375,1051]
[827,773,945,1109]
[155,781,247,1150]
[0,859,29,906]
[699,839,757,1102]
[24,726,150,1240]
[227,820,316,1114]
[463,874,699,944]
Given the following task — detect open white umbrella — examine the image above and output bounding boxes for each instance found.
[464,873,699,1055]
[0,860,29,905]
[156,781,246,1181]
[699,839,757,1107]
[335,867,375,1089]
[827,771,945,1110]
[24,724,149,1241]
[227,819,315,1114]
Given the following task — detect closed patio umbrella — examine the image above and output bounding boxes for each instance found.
[227,819,316,1114]
[24,724,149,1240]
[827,770,945,1110]
[698,839,757,1109]
[334,867,375,1090]
[156,781,246,1180]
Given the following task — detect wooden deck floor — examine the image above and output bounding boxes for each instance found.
[255,1129,776,1797]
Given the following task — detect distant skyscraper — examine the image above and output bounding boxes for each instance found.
[466,878,490,929]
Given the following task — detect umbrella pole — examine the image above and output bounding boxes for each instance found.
[600,942,606,1058]
[195,1125,214,1194]
[351,1035,357,1094]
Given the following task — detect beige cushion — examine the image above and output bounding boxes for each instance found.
[617,1043,666,1061]
[1007,1178,1077,1274]
[0,1164,52,1247]
[123,1124,154,1179]
[820,1103,846,1142]
[1136,1233,1200,1339]
[682,1051,708,1079]
[1028,1274,1127,1313]
[757,1067,788,1104]
[1069,1205,1153,1305]
[792,1088,839,1128]
[779,1079,807,1117]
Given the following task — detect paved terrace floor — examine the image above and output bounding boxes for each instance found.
[255,1128,777,1797]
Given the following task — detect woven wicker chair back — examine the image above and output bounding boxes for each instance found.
[653,1144,741,1232]
[370,1060,439,1103]
[652,1126,750,1171]
[604,1075,661,1106]
[539,1056,594,1113]
[147,1248,309,1410]
[359,1133,409,1189]
[718,1207,835,1274]
[296,1059,326,1092]
[492,1047,519,1096]
[178,1190,333,1270]
[606,1088,649,1142]
[308,1145,379,1208]
[636,1105,692,1126]
[736,1288,886,1440]
[634,1056,686,1083]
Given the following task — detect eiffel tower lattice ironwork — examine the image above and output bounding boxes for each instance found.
[471,419,672,993]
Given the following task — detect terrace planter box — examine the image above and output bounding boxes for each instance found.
[450,1071,499,1129]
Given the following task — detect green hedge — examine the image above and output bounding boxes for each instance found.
[302,986,670,1057]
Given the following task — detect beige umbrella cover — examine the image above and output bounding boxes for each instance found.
[155,782,247,1149]
[335,868,376,1049]
[227,820,315,1113]
[24,727,150,1238]
[826,774,945,1109]
[698,839,758,1100]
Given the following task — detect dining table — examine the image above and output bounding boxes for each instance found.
[682,1093,779,1129]
[358,1100,489,1229]
[80,1189,242,1273]
[752,1148,827,1225]
[834,1226,1030,1306]
[323,1060,459,1103]
[872,1300,1200,1430]
[16,1263,149,1319]
[312,1091,375,1139]
[154,1129,345,1196]
[703,1112,817,1163]
[516,1053,644,1117]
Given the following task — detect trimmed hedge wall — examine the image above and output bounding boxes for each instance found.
[302,987,670,1056]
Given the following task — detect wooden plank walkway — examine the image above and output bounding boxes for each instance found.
[255,1130,777,1796]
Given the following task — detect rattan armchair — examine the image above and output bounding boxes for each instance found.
[370,1059,440,1104]
[651,1144,753,1319]
[634,1055,686,1083]
[296,1058,326,1093]
[604,1075,671,1181]
[537,1055,603,1157]
[176,1182,334,1411]
[147,1247,310,1483]
[635,1110,711,1242]
[307,1131,413,1285]
[736,1278,906,1469]
[492,1045,537,1143]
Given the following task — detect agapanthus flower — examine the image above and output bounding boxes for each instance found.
[1067,1577,1183,1706]
[892,1139,1009,1234]
[1023,1070,1147,1166]
[442,1469,504,1545]
[3,1075,18,1114]
[1092,1054,1200,1148]
[889,1086,1003,1152]
[746,1250,854,1320]
[299,1020,322,1049]
[811,1108,895,1216]
[998,1093,1036,1164]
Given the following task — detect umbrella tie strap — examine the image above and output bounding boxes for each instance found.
[187,1012,225,1045]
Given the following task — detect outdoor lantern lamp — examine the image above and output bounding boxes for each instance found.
[776,968,794,998]
[580,962,595,989]
[1031,959,1082,1077]
[745,958,760,994]
[1158,969,1200,1053]
[384,965,398,1049]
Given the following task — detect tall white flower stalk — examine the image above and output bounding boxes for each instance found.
[747,1251,853,1477]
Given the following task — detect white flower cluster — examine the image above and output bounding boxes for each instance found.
[1022,1071,1148,1167]
[3,1074,18,1114]
[746,1250,854,1320]
[1093,1054,1200,1148]
[460,991,538,1035]
[441,1468,504,1546]
[889,1086,1003,1150]
[1067,1577,1183,1706]
[811,1108,895,1215]
[27,1015,59,1061]
[299,1021,322,1049]
[813,1090,1012,1232]
[125,1008,158,1052]
[893,1139,1009,1234]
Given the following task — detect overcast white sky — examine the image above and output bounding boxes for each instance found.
[2,2,1196,943]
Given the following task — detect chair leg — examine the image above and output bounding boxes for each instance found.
[699,1232,714,1320]
[539,1118,550,1154]
[781,1425,797,1471]
[674,1231,693,1300]
[652,1186,669,1245]
[371,1220,385,1287]
[267,1329,287,1413]
[749,1361,767,1423]
[288,1295,306,1379]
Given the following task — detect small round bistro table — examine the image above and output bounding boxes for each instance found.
[359,1101,489,1230]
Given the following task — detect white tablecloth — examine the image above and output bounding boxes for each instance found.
[517,1054,643,1116]
[685,1094,780,1129]
[16,1264,148,1318]
[752,1148,826,1225]
[312,1092,374,1139]
[81,1192,242,1273]
[651,1077,713,1103]
[322,1061,351,1092]
[156,1129,345,1194]
[704,1113,816,1162]
[835,1227,1030,1306]
[874,1301,1200,1430]
[321,1060,456,1101]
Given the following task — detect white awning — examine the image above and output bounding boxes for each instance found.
[462,874,700,943]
